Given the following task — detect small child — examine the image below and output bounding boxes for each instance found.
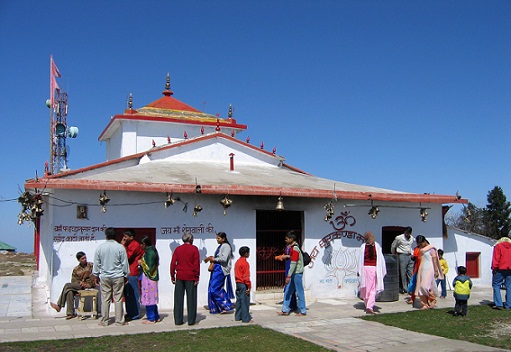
[453,266,472,317]
[436,249,449,298]
[234,246,253,323]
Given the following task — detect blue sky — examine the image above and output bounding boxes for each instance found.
[1,1,510,253]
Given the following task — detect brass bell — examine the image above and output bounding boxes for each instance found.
[275,196,285,211]
[165,193,176,208]
[219,196,233,215]
[99,192,110,213]
[193,204,203,217]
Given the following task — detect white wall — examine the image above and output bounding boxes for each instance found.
[42,189,464,310]
[443,227,495,288]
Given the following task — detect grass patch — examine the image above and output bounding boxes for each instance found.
[362,304,511,350]
[0,325,332,352]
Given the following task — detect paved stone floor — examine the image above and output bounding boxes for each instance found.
[0,276,508,351]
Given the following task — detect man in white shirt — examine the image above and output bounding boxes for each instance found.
[391,227,414,294]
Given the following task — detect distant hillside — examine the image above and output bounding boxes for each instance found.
[0,252,36,276]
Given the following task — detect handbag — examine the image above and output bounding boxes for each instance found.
[208,262,215,272]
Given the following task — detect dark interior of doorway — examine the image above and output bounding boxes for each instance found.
[114,228,156,246]
[381,226,406,254]
[256,210,303,290]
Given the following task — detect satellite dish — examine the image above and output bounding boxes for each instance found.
[68,126,79,138]
[46,99,51,108]
[55,123,66,136]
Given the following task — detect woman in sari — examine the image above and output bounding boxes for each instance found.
[204,232,235,314]
[139,236,160,324]
[414,235,443,310]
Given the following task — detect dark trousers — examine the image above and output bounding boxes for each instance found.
[57,282,82,316]
[397,253,413,292]
[454,299,468,316]
[124,275,141,319]
[174,279,197,325]
[235,283,251,322]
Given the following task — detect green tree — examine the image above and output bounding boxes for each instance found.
[484,186,511,239]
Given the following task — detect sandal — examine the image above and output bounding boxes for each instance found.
[50,302,61,312]
[65,314,76,320]
[277,311,290,316]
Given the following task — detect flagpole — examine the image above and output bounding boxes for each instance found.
[49,55,53,175]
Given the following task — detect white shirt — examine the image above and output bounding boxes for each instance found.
[391,234,414,255]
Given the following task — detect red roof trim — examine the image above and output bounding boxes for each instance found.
[24,178,468,204]
[42,132,289,179]
[98,114,247,141]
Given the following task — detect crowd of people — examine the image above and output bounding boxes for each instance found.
[50,226,511,324]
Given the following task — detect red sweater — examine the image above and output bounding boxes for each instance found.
[492,241,511,271]
[170,243,200,281]
[125,240,144,276]
[234,256,251,290]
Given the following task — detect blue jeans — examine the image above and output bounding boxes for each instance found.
[436,278,447,297]
[282,273,306,315]
[124,275,141,319]
[492,270,511,309]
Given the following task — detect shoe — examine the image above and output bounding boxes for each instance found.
[115,322,129,326]
[277,311,290,316]
[492,305,503,310]
[65,314,76,320]
[50,302,61,312]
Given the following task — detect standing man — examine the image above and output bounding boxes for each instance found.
[170,231,200,325]
[391,227,414,294]
[121,229,144,321]
[277,231,307,316]
[92,227,129,326]
[491,236,511,310]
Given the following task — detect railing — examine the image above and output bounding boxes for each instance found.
[256,246,286,290]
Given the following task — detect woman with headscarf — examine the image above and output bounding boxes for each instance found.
[414,235,443,310]
[139,236,160,323]
[358,231,386,314]
[204,232,235,314]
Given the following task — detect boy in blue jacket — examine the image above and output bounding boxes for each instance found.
[453,266,472,317]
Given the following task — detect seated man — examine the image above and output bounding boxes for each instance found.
[50,251,95,319]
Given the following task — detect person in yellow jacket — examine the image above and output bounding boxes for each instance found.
[435,249,449,298]
[453,266,472,317]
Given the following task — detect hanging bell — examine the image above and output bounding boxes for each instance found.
[165,193,176,208]
[193,204,203,217]
[219,196,233,215]
[99,192,110,213]
[275,196,285,211]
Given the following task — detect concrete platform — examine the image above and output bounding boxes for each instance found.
[0,276,508,351]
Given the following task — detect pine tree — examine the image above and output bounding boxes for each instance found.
[484,186,511,239]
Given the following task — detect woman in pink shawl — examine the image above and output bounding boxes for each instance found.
[358,231,387,314]
[414,235,444,310]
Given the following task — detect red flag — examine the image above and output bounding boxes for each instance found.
[50,55,61,108]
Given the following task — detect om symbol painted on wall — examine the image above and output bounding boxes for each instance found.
[309,211,363,289]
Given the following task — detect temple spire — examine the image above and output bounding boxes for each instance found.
[162,73,174,96]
